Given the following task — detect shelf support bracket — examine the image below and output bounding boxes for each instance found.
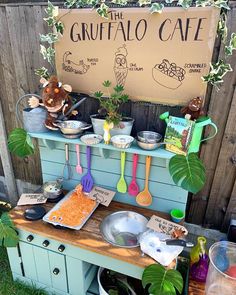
[42,139,56,150]
[99,148,109,158]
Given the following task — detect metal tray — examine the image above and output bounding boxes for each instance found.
[43,190,99,230]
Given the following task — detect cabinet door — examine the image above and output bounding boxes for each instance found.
[19,241,38,281]
[7,246,22,276]
[48,251,68,293]
[33,246,51,287]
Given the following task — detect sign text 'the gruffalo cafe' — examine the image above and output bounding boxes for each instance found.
[55,7,220,105]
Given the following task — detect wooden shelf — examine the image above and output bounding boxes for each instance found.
[29,131,175,160]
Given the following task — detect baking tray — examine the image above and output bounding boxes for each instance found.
[43,190,99,230]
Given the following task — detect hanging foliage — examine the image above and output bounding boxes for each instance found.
[8,128,35,158]
[169,153,206,194]
[142,263,183,295]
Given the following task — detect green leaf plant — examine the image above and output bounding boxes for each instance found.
[142,263,183,295]
[0,212,19,247]
[8,128,35,158]
[94,80,129,126]
[169,153,206,194]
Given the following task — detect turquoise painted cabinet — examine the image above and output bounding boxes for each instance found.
[7,132,190,294]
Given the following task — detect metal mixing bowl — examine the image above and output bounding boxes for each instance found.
[137,131,162,144]
[136,139,163,150]
[54,120,92,135]
[100,211,148,248]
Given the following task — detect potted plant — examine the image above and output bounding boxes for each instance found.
[91,80,134,136]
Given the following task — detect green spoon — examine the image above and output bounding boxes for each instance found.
[117,151,127,193]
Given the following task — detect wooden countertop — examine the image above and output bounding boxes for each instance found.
[10,201,205,294]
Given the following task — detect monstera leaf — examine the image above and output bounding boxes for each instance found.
[142,264,183,295]
[169,153,206,194]
[8,128,35,158]
[0,212,19,247]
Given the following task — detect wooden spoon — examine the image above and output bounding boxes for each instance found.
[136,156,152,206]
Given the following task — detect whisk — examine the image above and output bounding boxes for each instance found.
[62,144,73,180]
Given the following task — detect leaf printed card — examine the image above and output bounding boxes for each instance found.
[17,194,47,206]
[88,186,116,206]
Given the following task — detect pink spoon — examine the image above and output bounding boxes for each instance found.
[128,154,139,196]
[75,144,83,175]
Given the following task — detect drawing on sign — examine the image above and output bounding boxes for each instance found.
[62,51,90,74]
[152,59,186,90]
[113,45,128,86]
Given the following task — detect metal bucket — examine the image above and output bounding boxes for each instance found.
[90,114,134,136]
[16,94,48,133]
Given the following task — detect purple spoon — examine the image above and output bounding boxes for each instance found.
[81,146,94,193]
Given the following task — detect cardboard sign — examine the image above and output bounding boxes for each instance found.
[55,7,219,105]
[88,186,116,206]
[147,215,188,236]
[17,194,47,206]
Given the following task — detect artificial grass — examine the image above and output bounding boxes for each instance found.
[0,246,48,295]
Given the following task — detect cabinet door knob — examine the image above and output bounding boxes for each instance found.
[53,268,60,275]
[42,240,50,247]
[58,245,65,252]
[26,235,34,242]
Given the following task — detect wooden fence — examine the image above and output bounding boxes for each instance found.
[0,0,236,232]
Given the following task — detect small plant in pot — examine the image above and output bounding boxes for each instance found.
[92,80,134,140]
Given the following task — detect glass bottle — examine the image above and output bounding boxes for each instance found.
[190,236,207,265]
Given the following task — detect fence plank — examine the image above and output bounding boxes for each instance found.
[223,178,236,231]
[204,88,236,229]
[188,5,236,226]
[0,100,18,204]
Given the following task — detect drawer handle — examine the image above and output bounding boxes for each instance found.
[42,240,50,247]
[53,268,60,275]
[26,235,34,242]
[58,245,65,252]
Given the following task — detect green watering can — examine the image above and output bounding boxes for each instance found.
[160,112,218,153]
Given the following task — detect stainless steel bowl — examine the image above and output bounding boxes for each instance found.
[100,211,148,248]
[137,140,163,150]
[137,131,162,144]
[54,120,92,135]
[111,135,134,149]
[43,180,62,199]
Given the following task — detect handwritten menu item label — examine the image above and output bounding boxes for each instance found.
[147,215,188,236]
[88,186,116,206]
[17,194,47,206]
[55,7,219,105]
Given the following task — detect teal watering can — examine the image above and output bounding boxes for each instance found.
[160,112,218,154]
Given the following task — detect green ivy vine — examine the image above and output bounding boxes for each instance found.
[36,0,235,90]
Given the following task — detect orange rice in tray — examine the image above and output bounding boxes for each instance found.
[48,184,97,227]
